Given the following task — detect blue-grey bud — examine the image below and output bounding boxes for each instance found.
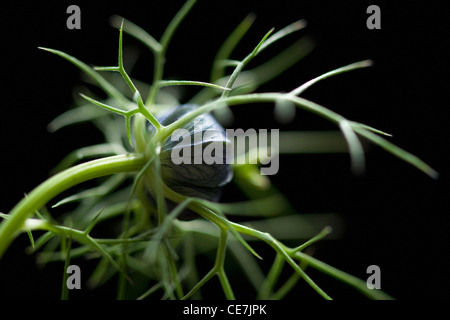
[148,104,233,219]
[158,104,233,201]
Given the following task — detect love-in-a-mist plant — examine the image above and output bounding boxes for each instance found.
[0,0,437,300]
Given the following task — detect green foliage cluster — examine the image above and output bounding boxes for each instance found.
[0,0,436,299]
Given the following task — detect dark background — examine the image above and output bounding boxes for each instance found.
[0,0,448,300]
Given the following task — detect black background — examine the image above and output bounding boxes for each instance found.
[0,0,448,301]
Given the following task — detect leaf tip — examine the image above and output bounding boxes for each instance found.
[294,19,308,29]
[38,46,52,53]
[428,168,440,180]
[363,59,374,67]
[109,14,123,28]
[47,122,58,133]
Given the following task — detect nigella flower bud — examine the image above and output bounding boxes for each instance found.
[159,104,233,199]
[148,104,233,219]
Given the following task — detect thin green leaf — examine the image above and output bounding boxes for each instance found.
[350,121,392,137]
[38,47,128,103]
[112,22,162,131]
[221,28,274,97]
[30,231,54,253]
[61,235,72,300]
[210,13,256,82]
[83,209,105,236]
[137,282,163,300]
[290,60,373,96]
[87,258,112,289]
[257,253,284,299]
[146,0,198,106]
[52,173,126,208]
[47,104,108,132]
[339,119,366,175]
[251,37,314,88]
[292,226,333,252]
[145,199,192,263]
[215,59,243,69]
[192,35,314,105]
[196,201,263,260]
[227,240,266,291]
[94,66,120,72]
[80,93,129,116]
[273,241,332,300]
[157,80,231,92]
[351,124,439,179]
[110,15,162,54]
[295,251,394,299]
[26,229,35,249]
[259,20,307,52]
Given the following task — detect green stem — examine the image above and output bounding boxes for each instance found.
[147,0,197,106]
[61,235,72,300]
[294,251,394,300]
[0,154,146,259]
[257,253,284,299]
[165,241,184,299]
[182,269,215,300]
[218,271,235,300]
[116,23,162,131]
[271,271,301,300]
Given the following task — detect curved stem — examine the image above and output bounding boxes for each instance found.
[156,93,345,144]
[0,154,146,259]
[155,92,437,178]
